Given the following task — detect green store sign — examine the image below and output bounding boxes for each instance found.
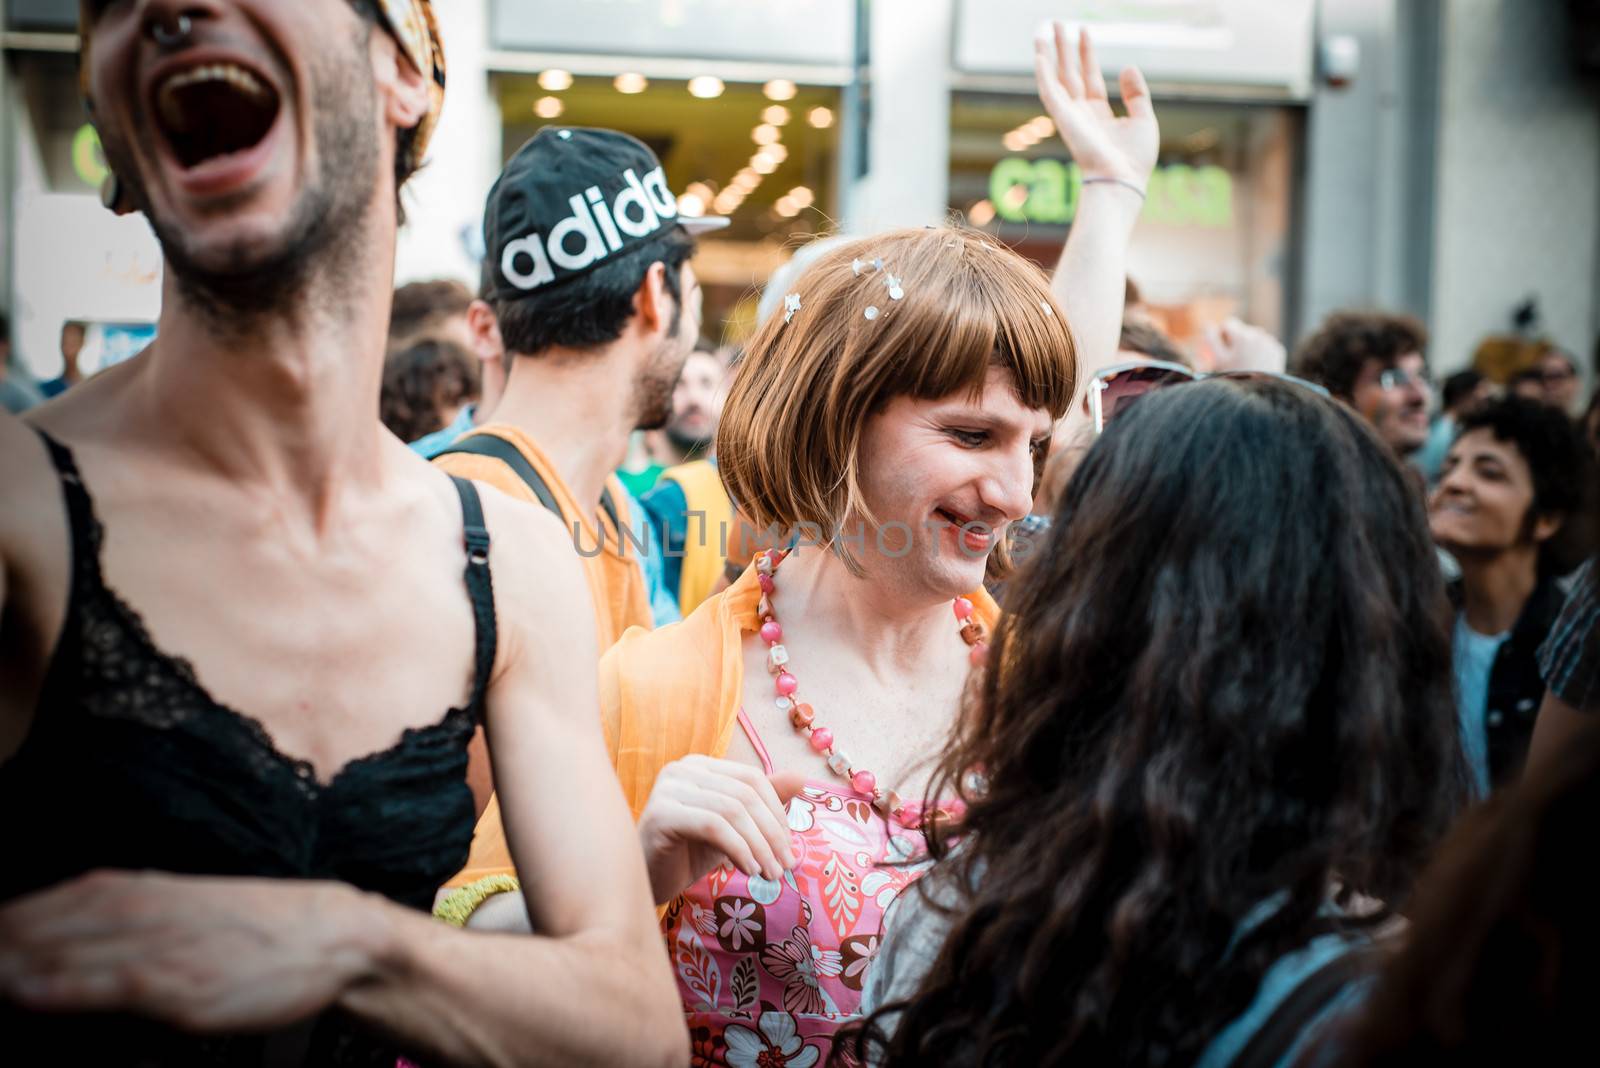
[73,123,110,188]
[988,158,1233,228]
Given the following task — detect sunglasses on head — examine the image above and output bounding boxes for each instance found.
[1087,360,1331,434]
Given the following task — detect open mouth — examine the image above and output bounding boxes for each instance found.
[936,507,998,553]
[154,61,280,171]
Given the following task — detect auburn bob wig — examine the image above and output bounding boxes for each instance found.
[717,227,1077,549]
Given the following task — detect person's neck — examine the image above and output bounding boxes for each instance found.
[130,246,396,532]
[488,345,639,513]
[472,359,507,426]
[774,547,957,680]
[1457,548,1540,635]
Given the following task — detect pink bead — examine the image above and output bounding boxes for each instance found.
[897,802,923,827]
[809,727,834,753]
[758,574,775,594]
[775,672,798,696]
[953,597,974,621]
[969,642,989,668]
[760,620,783,644]
[851,770,877,795]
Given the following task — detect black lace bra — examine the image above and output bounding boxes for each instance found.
[0,430,499,1064]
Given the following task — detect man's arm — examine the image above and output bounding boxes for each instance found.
[339,495,685,1065]
[0,492,686,1068]
[1035,24,1159,405]
[1523,690,1594,783]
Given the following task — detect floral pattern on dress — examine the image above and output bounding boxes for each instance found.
[664,781,933,1066]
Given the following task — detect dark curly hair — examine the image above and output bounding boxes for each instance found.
[848,377,1466,1067]
[380,337,480,443]
[1295,312,1428,401]
[1451,394,1594,575]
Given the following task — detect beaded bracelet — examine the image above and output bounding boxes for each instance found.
[1081,175,1147,200]
[433,874,521,927]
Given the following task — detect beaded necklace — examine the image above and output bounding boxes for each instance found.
[754,548,986,829]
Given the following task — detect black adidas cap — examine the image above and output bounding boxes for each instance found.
[483,127,728,300]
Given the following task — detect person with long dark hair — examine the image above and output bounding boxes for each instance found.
[850,377,1468,1067]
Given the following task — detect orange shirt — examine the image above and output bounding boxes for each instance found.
[446,565,1002,885]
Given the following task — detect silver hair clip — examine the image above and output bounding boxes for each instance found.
[864,306,880,321]
[783,293,802,324]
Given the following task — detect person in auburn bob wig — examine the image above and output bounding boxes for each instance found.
[598,226,1078,1061]
[452,26,1157,1065]
[853,377,1468,1068]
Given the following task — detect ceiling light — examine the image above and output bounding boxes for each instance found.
[1028,115,1055,136]
[538,69,573,91]
[685,182,713,202]
[688,76,725,99]
[756,143,788,164]
[807,106,834,128]
[534,96,565,119]
[775,196,800,218]
[762,105,791,126]
[968,199,996,226]
[788,186,814,208]
[1002,131,1028,152]
[678,193,707,217]
[764,79,798,101]
[613,72,648,94]
[752,123,781,146]
[751,156,777,175]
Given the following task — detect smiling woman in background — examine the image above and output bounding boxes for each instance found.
[1429,394,1591,795]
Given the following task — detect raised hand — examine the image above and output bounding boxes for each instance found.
[637,755,805,906]
[1202,317,1288,374]
[1034,21,1159,189]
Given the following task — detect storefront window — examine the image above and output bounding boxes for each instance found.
[950,92,1301,347]
[495,73,842,343]
[10,51,106,195]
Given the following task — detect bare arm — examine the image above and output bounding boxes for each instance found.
[1035,24,1159,406]
[0,496,686,1068]
[1523,690,1593,783]
[338,499,685,1065]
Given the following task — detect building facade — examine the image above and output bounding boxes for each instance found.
[3,0,1596,381]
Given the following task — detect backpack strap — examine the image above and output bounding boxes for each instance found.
[436,433,560,518]
[1230,942,1381,1068]
[598,486,622,535]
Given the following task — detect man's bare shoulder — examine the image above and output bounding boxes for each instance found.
[472,480,583,579]
[0,410,66,549]
[468,482,598,669]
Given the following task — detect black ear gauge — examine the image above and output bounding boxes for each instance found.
[99,172,123,211]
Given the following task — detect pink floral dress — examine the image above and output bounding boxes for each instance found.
[661,710,933,1068]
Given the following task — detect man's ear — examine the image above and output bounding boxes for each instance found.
[372,31,430,136]
[466,300,504,363]
[634,261,672,337]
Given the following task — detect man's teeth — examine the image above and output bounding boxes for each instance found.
[157,63,270,130]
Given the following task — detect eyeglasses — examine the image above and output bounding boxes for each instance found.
[1378,367,1429,392]
[1088,360,1330,434]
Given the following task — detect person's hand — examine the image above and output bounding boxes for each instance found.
[1034,22,1159,189]
[0,871,374,1030]
[638,756,805,906]
[1202,317,1288,374]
